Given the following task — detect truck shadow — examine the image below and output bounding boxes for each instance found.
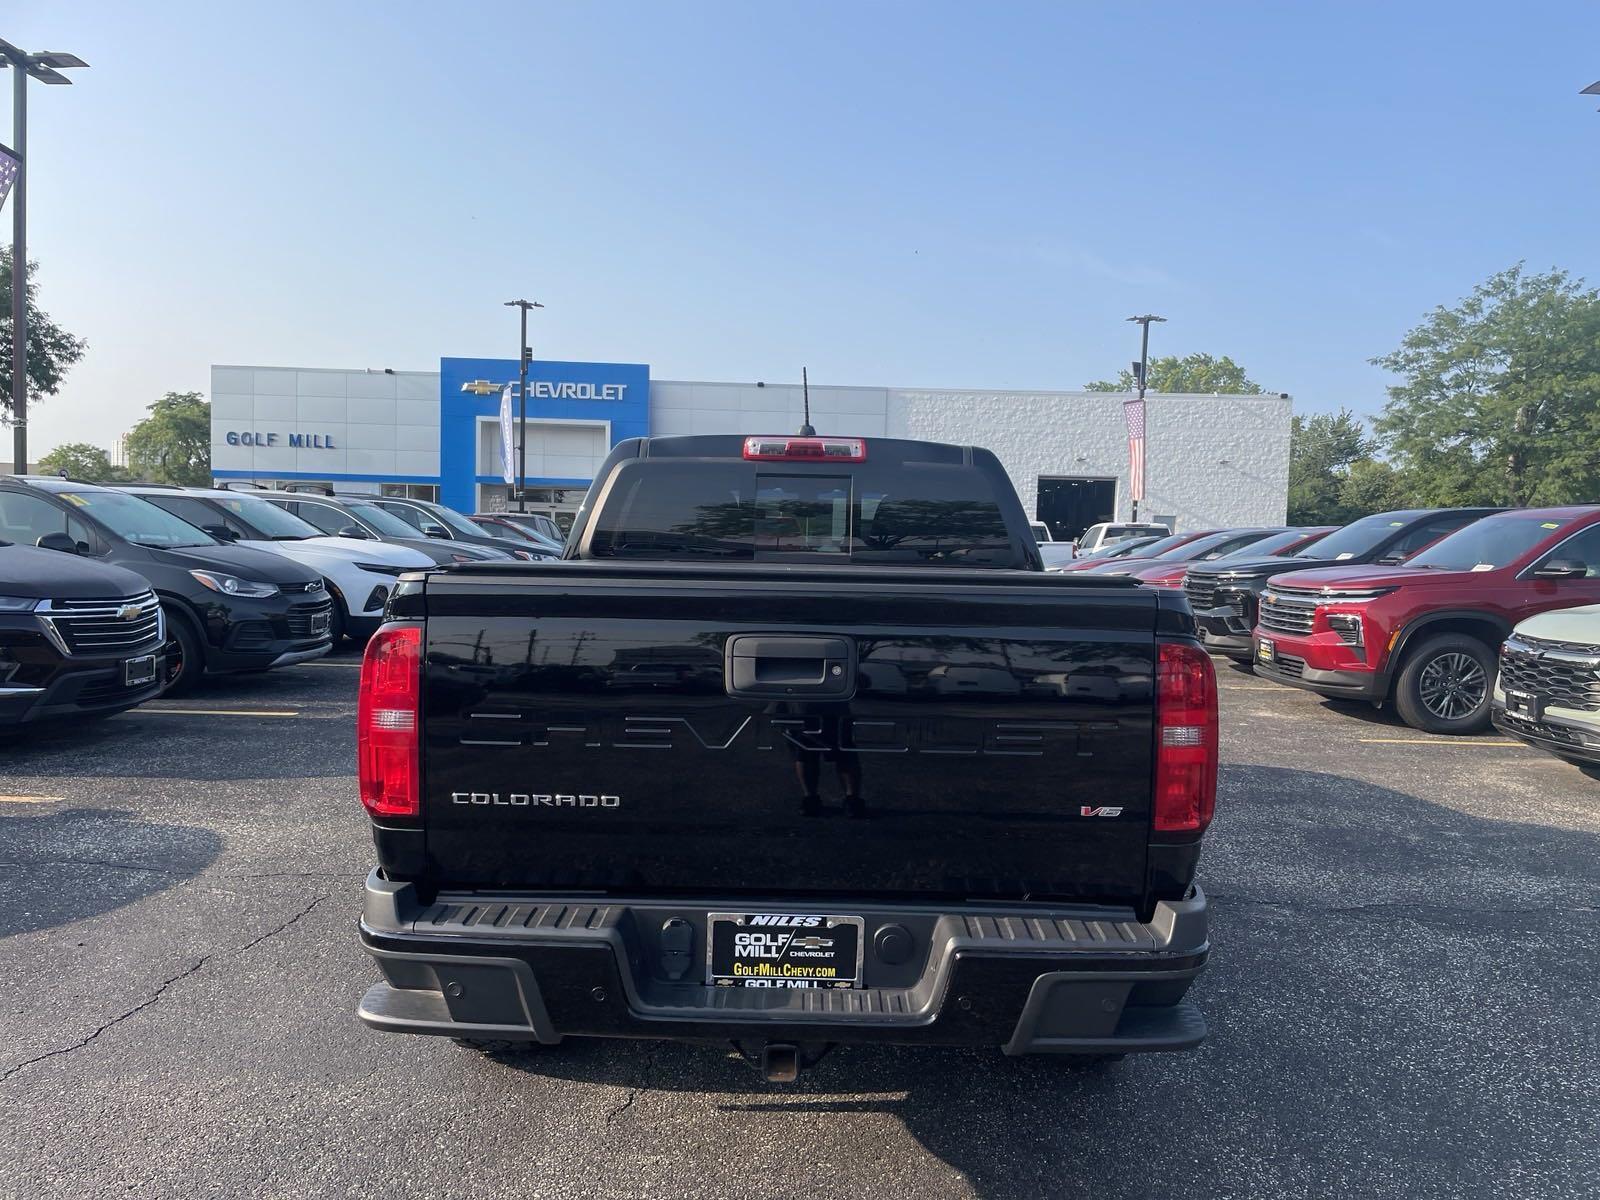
[0,807,221,937]
[473,763,1600,1199]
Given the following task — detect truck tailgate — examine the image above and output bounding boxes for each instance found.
[419,565,1158,904]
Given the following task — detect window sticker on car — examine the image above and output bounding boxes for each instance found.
[1541,522,1560,529]
[1336,552,1354,560]
[1471,563,1493,571]
[1389,521,1404,526]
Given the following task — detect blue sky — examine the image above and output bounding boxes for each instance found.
[9,1,1600,455]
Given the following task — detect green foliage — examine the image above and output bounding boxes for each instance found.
[1287,409,1407,525]
[124,391,211,486]
[0,249,89,420]
[36,441,132,482]
[1086,352,1264,395]
[1372,264,1600,506]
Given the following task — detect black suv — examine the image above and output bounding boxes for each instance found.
[248,491,512,565]
[351,494,553,560]
[1183,507,1502,660]
[0,542,166,727]
[0,479,333,693]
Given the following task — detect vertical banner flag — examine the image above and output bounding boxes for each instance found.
[0,145,19,213]
[1122,396,1146,502]
[499,384,516,486]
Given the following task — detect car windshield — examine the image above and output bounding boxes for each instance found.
[477,517,538,542]
[1151,531,1257,562]
[1122,533,1190,558]
[58,490,214,547]
[1096,536,1160,559]
[346,501,422,538]
[415,502,486,539]
[218,494,321,539]
[1405,514,1576,572]
[1223,528,1310,558]
[1295,513,1416,560]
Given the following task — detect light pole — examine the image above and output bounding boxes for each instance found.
[503,299,543,512]
[0,39,86,474]
[1124,314,1165,522]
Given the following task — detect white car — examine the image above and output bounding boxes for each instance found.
[123,486,434,642]
[1493,602,1600,776]
[1074,521,1172,558]
[1029,521,1054,543]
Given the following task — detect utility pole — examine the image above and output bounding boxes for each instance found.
[0,40,87,474]
[1124,314,1165,522]
[503,298,543,512]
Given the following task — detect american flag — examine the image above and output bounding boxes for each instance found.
[1123,396,1146,501]
[0,145,18,213]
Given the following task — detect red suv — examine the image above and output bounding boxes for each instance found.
[1251,507,1600,733]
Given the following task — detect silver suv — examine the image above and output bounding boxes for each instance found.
[1493,603,1600,776]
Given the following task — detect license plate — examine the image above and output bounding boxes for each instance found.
[311,613,331,637]
[123,654,157,686]
[707,913,864,990]
[1505,689,1542,720]
[1257,638,1275,663]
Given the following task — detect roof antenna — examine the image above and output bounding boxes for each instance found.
[798,367,816,436]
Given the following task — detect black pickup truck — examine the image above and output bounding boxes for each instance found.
[355,434,1217,1079]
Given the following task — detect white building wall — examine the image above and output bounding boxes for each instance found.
[657,381,1290,532]
[210,366,441,480]
[890,390,1290,531]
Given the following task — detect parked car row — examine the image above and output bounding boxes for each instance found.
[0,477,558,732]
[1092,504,1600,773]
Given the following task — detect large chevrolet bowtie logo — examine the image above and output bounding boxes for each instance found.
[118,604,144,621]
[460,380,503,395]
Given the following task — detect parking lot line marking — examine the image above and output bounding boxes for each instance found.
[1356,737,1521,746]
[133,707,302,718]
[0,795,63,804]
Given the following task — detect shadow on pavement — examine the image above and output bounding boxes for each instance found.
[449,765,1600,1199]
[0,807,222,937]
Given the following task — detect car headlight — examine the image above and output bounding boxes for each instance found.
[189,570,280,598]
[353,562,409,577]
[0,596,40,611]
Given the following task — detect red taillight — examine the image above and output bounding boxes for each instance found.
[1154,641,1218,835]
[358,625,422,820]
[742,435,867,462]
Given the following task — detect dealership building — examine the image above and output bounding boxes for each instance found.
[209,359,1291,538]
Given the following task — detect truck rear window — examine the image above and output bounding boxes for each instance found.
[588,461,1019,566]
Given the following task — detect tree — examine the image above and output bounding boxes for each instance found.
[1373,264,1600,506]
[0,249,89,422]
[1286,408,1406,525]
[124,391,211,485]
[1086,352,1264,394]
[36,441,132,482]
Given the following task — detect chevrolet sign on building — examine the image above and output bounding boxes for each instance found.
[210,356,1291,538]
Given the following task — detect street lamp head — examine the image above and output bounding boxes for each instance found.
[34,53,89,69]
[503,299,545,309]
[1125,314,1167,325]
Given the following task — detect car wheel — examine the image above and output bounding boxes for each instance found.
[328,589,348,645]
[1393,633,1495,735]
[162,608,205,696]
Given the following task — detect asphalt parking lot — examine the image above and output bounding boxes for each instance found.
[2,652,1597,1200]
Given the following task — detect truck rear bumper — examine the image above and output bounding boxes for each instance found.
[356,871,1209,1056]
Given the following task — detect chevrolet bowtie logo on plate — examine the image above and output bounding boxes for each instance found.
[118,604,144,621]
[460,379,503,395]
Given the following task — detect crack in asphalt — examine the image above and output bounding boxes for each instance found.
[605,1042,662,1124]
[0,894,328,1086]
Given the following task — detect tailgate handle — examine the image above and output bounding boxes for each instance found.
[725,635,856,700]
